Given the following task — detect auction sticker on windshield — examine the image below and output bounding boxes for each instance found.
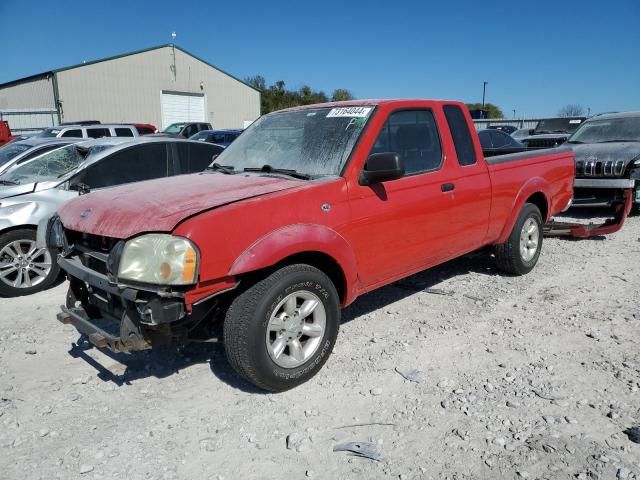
[326,107,372,118]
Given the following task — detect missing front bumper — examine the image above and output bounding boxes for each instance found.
[57,305,151,353]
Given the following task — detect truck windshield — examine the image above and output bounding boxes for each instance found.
[213,106,374,177]
[163,123,185,134]
[568,116,640,144]
[534,118,584,134]
[1,144,90,185]
[0,143,30,167]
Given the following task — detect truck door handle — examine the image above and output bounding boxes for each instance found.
[441,183,455,192]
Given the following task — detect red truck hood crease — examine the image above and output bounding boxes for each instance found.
[58,173,302,239]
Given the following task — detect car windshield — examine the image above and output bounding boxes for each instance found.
[163,123,185,134]
[568,116,640,144]
[0,143,31,167]
[32,128,62,138]
[1,144,93,185]
[212,106,374,177]
[534,118,584,134]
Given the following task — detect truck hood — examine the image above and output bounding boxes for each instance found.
[58,173,303,239]
[569,142,640,166]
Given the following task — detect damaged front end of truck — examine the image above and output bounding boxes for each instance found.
[45,215,229,353]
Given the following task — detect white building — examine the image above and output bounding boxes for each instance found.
[0,44,260,133]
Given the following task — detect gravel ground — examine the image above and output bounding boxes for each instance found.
[1,214,639,480]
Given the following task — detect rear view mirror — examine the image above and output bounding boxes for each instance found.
[359,153,404,186]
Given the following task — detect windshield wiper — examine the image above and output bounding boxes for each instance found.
[597,139,638,143]
[243,165,312,180]
[565,140,583,144]
[0,179,18,185]
[206,163,235,174]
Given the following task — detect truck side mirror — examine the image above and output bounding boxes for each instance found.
[358,153,404,186]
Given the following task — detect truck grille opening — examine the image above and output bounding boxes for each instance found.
[64,230,120,275]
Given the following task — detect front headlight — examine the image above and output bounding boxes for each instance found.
[118,234,199,285]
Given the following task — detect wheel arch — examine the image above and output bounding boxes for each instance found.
[228,224,359,306]
[0,224,38,236]
[497,178,550,244]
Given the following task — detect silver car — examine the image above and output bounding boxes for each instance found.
[0,137,224,296]
[0,137,82,175]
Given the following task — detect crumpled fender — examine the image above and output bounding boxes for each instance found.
[228,223,359,305]
[497,177,550,244]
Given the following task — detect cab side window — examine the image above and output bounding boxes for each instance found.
[443,105,477,166]
[371,110,443,175]
[75,143,169,189]
[176,142,224,173]
[61,129,82,138]
[86,128,111,139]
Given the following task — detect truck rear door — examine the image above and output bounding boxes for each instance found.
[439,104,492,253]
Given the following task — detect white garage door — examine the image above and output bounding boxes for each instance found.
[160,91,206,129]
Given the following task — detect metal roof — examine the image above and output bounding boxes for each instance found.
[0,44,259,92]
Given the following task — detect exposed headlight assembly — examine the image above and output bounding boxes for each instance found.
[118,234,199,285]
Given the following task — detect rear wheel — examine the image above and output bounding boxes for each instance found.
[223,264,340,392]
[495,203,543,275]
[0,229,59,297]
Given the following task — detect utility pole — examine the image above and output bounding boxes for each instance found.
[512,109,516,119]
[481,81,488,117]
[170,32,177,81]
[587,107,591,117]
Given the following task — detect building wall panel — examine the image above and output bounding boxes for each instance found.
[56,46,260,129]
[0,76,56,110]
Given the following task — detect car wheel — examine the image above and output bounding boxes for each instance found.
[223,264,340,392]
[0,229,60,297]
[495,203,543,275]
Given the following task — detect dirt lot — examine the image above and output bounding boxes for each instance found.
[1,214,639,480]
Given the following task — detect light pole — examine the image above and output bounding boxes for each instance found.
[587,107,591,117]
[481,81,488,117]
[512,109,516,119]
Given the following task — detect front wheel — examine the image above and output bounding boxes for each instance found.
[0,229,59,297]
[495,203,543,275]
[223,264,340,392]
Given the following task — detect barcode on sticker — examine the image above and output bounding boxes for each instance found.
[326,107,372,118]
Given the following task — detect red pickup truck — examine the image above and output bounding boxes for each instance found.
[48,100,574,391]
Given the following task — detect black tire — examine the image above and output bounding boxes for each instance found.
[0,229,60,297]
[495,203,543,275]
[223,264,340,392]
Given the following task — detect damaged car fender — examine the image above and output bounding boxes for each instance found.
[227,223,360,306]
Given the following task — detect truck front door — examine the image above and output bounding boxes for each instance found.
[344,108,460,288]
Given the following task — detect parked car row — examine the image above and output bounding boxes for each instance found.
[2,100,635,393]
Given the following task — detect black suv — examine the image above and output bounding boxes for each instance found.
[521,117,586,149]
[565,111,640,209]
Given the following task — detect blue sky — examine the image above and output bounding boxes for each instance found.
[1,0,638,117]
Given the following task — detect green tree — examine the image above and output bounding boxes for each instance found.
[247,75,354,114]
[466,102,504,119]
[331,89,354,101]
